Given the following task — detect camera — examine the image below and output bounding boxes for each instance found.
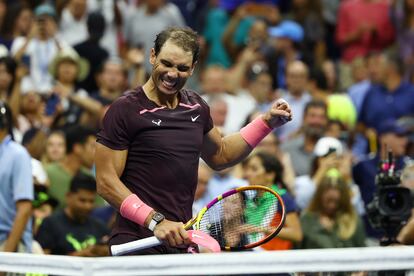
[366,151,412,245]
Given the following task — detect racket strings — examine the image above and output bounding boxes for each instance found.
[198,189,283,249]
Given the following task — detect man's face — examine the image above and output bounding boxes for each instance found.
[249,73,273,103]
[149,40,195,96]
[303,107,327,139]
[66,189,95,222]
[286,63,308,95]
[77,136,96,169]
[200,67,226,95]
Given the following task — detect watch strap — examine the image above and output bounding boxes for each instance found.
[148,219,157,231]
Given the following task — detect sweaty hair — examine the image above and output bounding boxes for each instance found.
[70,172,96,193]
[64,125,95,154]
[153,27,200,64]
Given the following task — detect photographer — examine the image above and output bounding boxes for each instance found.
[397,162,414,245]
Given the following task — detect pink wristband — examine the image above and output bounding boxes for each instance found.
[120,194,153,226]
[240,116,272,148]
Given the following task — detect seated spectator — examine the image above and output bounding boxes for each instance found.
[281,100,328,177]
[244,151,302,250]
[36,172,109,256]
[32,185,58,236]
[192,162,213,215]
[41,130,66,166]
[46,125,97,208]
[300,175,366,249]
[294,137,365,215]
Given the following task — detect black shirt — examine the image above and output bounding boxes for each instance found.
[36,210,109,255]
[96,87,214,244]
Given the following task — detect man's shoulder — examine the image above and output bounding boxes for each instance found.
[8,140,30,160]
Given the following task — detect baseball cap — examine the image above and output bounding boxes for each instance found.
[34,4,56,18]
[314,137,344,157]
[268,20,304,42]
[377,120,409,136]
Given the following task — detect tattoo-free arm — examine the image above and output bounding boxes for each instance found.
[2,200,32,252]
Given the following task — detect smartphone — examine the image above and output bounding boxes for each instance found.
[45,94,60,116]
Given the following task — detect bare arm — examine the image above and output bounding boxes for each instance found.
[202,99,292,170]
[276,212,303,243]
[2,201,32,252]
[95,143,132,209]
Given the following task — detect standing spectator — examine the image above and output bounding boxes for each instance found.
[347,57,370,116]
[336,0,395,88]
[74,12,109,94]
[11,3,70,94]
[0,102,33,253]
[46,125,96,208]
[281,100,328,177]
[300,175,366,249]
[36,172,109,256]
[124,0,185,72]
[58,0,88,46]
[277,60,312,141]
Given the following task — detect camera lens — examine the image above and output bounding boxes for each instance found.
[384,191,404,211]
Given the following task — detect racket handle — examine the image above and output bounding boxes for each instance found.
[111,236,161,256]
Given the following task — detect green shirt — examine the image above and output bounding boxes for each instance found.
[45,163,106,209]
[300,212,366,249]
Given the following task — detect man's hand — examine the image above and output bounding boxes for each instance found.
[262,99,292,128]
[153,219,192,248]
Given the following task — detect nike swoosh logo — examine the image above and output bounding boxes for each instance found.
[191,115,200,122]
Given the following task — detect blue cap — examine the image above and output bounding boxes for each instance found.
[268,20,304,42]
[34,4,56,18]
[377,120,409,136]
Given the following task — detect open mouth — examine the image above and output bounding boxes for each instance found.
[161,76,178,90]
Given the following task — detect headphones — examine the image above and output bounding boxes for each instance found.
[0,101,10,130]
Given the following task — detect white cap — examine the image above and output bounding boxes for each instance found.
[313,137,344,157]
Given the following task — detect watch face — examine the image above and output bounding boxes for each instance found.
[153,212,165,222]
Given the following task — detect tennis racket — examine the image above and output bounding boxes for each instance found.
[111,185,286,255]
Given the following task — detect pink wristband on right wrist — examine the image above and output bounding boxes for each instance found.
[120,194,153,226]
[240,116,273,148]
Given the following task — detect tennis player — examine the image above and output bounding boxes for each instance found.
[95,27,292,255]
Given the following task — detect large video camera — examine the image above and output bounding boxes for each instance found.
[366,151,412,246]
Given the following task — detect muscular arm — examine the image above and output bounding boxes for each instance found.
[201,127,252,171]
[95,143,132,209]
[2,200,32,252]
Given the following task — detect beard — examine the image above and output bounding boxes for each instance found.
[304,125,326,140]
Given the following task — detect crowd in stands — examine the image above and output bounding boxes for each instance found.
[0,0,413,258]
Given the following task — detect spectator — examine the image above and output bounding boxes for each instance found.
[397,162,414,245]
[300,175,366,249]
[11,3,70,94]
[124,0,185,72]
[277,60,312,141]
[336,0,395,88]
[46,125,96,208]
[58,0,88,46]
[281,100,328,176]
[208,95,228,132]
[41,130,67,166]
[347,57,370,116]
[244,151,303,250]
[267,20,304,90]
[294,136,365,215]
[32,185,58,236]
[46,47,90,129]
[358,53,414,134]
[391,0,414,82]
[36,172,109,256]
[74,11,109,94]
[192,162,213,215]
[0,102,34,253]
[0,2,33,50]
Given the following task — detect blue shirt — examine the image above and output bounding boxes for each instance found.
[348,79,371,115]
[358,82,414,131]
[0,136,33,252]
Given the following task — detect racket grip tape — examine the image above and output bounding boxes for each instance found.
[111,236,161,256]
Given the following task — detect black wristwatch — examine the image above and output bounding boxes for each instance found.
[148,212,165,231]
